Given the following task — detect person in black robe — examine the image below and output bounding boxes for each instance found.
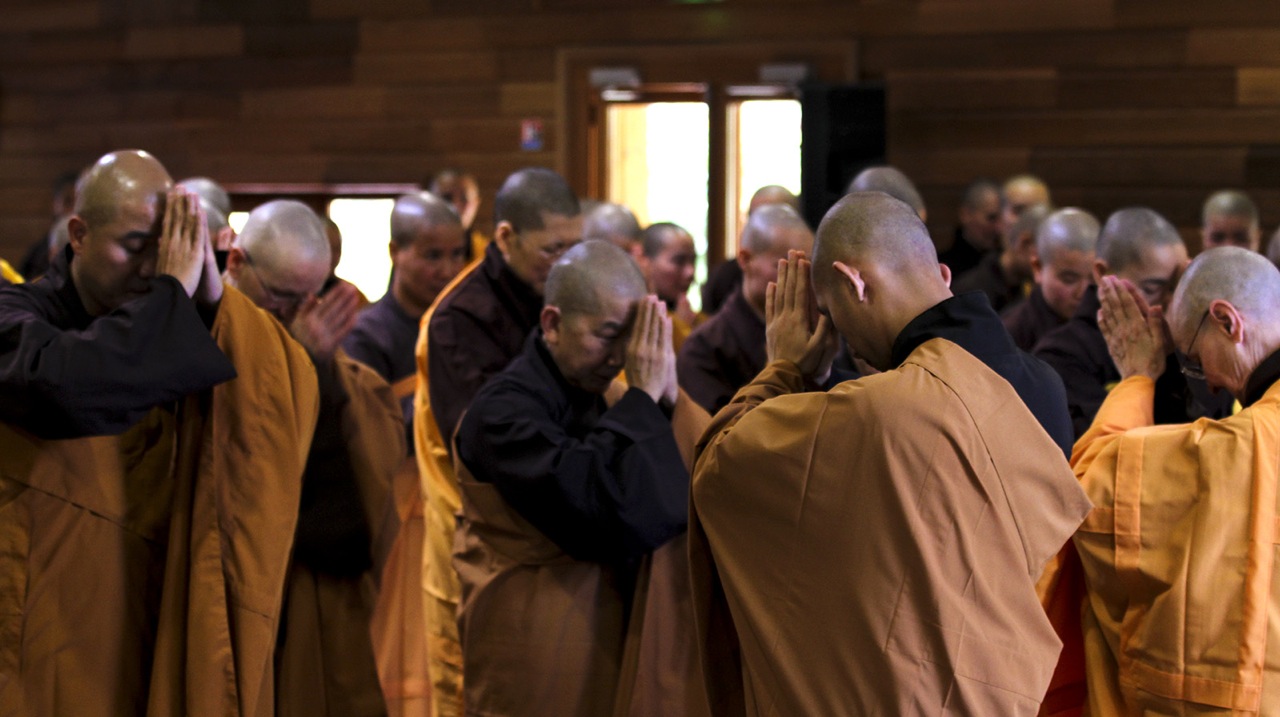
[428,167,583,453]
[0,153,232,438]
[953,202,1048,314]
[678,204,812,414]
[344,192,468,434]
[1002,207,1099,351]
[1034,207,1234,437]
[938,178,1002,278]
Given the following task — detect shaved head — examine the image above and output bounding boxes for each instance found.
[1036,208,1099,264]
[846,166,927,220]
[76,150,172,230]
[1172,248,1280,337]
[748,185,800,215]
[237,200,330,275]
[740,204,811,254]
[494,167,580,232]
[1202,190,1258,226]
[813,192,939,288]
[962,179,1001,209]
[176,177,231,218]
[391,192,461,249]
[582,202,642,252]
[1201,189,1261,252]
[1097,207,1184,273]
[813,192,951,370]
[545,239,646,317]
[1268,227,1280,269]
[1003,174,1051,209]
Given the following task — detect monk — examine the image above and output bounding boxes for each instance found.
[583,201,643,258]
[0,150,319,716]
[846,165,927,220]
[940,178,1002,277]
[416,166,583,717]
[453,240,705,716]
[678,204,813,414]
[430,168,486,260]
[1034,207,1233,437]
[689,191,1090,715]
[1003,208,1099,351]
[224,200,402,717]
[1003,173,1052,230]
[1200,189,1261,252]
[638,221,700,349]
[702,184,800,316]
[1070,247,1280,714]
[955,202,1048,313]
[342,192,467,717]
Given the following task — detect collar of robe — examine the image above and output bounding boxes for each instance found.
[1242,347,1280,408]
[482,240,543,332]
[45,244,95,331]
[1071,283,1102,326]
[530,329,607,412]
[890,290,1017,370]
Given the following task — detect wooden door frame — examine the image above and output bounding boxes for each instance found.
[557,40,857,265]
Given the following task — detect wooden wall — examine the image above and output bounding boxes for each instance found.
[6,0,1280,262]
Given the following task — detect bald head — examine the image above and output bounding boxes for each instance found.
[392,192,461,249]
[1173,247,1280,335]
[176,177,231,218]
[846,166,927,221]
[1036,208,1099,264]
[1003,174,1051,210]
[1201,189,1261,252]
[582,202,642,252]
[76,150,172,230]
[740,204,811,254]
[237,200,329,274]
[545,239,647,317]
[813,192,939,286]
[1267,228,1280,269]
[1097,207,1184,273]
[748,185,800,215]
[494,167,580,232]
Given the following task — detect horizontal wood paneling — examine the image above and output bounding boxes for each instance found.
[5,0,1280,265]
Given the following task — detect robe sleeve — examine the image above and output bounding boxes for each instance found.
[0,277,236,439]
[427,307,511,452]
[457,385,689,564]
[1070,375,1155,473]
[677,330,738,415]
[693,359,807,463]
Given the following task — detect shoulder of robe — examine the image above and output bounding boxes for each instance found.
[214,284,319,396]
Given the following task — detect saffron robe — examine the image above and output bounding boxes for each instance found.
[454,333,709,716]
[1067,363,1280,715]
[414,243,542,716]
[275,352,403,717]
[0,283,319,716]
[690,340,1092,715]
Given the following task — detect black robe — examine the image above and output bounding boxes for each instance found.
[428,241,541,453]
[343,291,419,433]
[1002,285,1066,352]
[677,289,765,416]
[1033,284,1234,438]
[952,251,1026,314]
[893,290,1074,458]
[456,331,688,564]
[937,225,990,278]
[0,247,235,439]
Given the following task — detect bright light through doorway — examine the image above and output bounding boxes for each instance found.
[328,198,396,302]
[731,99,803,254]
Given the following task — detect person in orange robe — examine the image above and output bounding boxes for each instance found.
[1069,247,1280,714]
[690,192,1091,715]
[638,221,702,351]
[0,150,320,716]
[222,200,403,717]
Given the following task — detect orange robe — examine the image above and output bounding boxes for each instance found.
[1070,375,1280,715]
[275,352,404,717]
[0,285,319,716]
[690,341,1092,715]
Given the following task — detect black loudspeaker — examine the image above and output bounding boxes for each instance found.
[799,83,887,229]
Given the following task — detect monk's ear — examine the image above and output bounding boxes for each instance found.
[833,261,866,302]
[540,305,562,344]
[387,241,399,263]
[938,262,952,288]
[1210,299,1246,344]
[1030,256,1044,282]
[736,247,752,271]
[493,221,517,262]
[225,246,247,280]
[67,215,88,255]
[1092,258,1108,285]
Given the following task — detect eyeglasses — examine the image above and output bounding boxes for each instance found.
[1180,310,1211,381]
[242,249,309,308]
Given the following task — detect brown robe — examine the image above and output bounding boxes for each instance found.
[275,352,403,717]
[690,341,1092,715]
[0,285,320,716]
[452,382,710,717]
[1066,373,1280,715]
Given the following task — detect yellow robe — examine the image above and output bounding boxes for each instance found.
[1071,376,1280,715]
[690,341,1091,715]
[0,285,319,716]
[276,352,404,717]
[0,260,22,284]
